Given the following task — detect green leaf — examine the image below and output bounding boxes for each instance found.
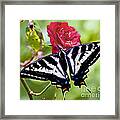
[26,28,41,51]
[34,20,41,32]
[42,45,52,56]
[20,20,28,45]
[20,81,29,100]
[20,45,32,62]
[20,20,32,62]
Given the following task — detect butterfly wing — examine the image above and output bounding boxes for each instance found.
[66,42,100,87]
[20,42,100,92]
[20,51,71,92]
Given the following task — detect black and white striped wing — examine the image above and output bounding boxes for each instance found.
[67,42,100,87]
[20,42,100,91]
[20,53,70,91]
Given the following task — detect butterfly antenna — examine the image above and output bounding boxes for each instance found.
[57,45,66,53]
[56,45,62,50]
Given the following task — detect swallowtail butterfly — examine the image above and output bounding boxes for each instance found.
[20,42,100,95]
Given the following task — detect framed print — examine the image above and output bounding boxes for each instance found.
[0,0,119,119]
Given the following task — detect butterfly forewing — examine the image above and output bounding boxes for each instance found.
[68,42,100,87]
[20,52,71,91]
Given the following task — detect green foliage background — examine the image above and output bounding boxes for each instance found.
[20,20,100,100]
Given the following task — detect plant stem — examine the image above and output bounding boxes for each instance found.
[20,56,34,67]
[20,78,33,100]
[31,82,51,96]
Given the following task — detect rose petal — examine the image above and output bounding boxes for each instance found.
[47,22,81,54]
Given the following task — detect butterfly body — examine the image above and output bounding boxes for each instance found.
[21,42,100,93]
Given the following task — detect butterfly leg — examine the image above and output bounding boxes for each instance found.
[61,87,70,100]
[86,88,91,93]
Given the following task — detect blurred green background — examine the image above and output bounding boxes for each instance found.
[20,20,100,100]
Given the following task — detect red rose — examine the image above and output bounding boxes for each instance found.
[47,22,81,53]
